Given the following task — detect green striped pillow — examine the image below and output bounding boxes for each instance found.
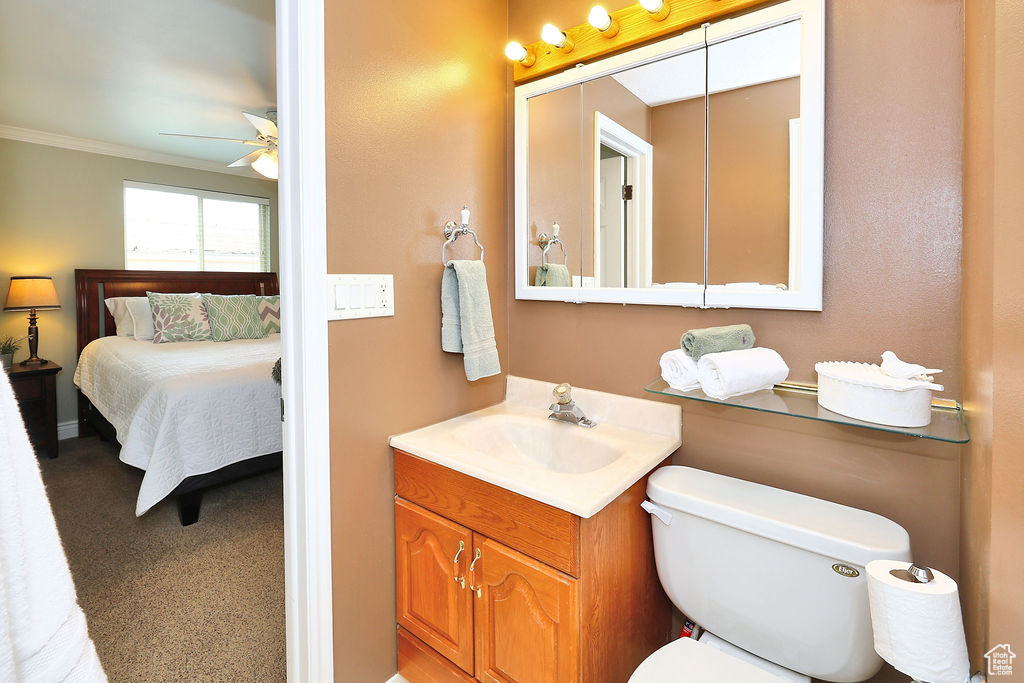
[201,294,265,342]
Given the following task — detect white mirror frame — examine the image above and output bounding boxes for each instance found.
[514,0,824,311]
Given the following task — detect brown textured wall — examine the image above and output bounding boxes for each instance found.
[961,0,994,666]
[324,0,508,678]
[509,3,963,681]
[962,0,1024,668]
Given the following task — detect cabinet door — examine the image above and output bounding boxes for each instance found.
[396,499,475,674]
[473,536,579,682]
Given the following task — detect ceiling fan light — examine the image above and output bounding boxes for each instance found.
[251,149,279,180]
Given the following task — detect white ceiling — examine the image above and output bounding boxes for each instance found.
[611,21,801,107]
[0,0,276,174]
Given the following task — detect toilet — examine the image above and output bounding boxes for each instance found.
[632,466,912,682]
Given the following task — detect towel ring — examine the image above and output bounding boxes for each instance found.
[538,222,567,266]
[442,205,485,265]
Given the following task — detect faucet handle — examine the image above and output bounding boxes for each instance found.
[553,383,573,405]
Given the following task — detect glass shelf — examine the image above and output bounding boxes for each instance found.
[644,378,970,444]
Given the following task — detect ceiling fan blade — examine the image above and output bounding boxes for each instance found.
[228,149,268,167]
[160,132,264,146]
[243,112,277,139]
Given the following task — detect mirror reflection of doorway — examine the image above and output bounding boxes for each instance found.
[593,112,653,289]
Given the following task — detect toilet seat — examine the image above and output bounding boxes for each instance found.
[629,637,788,682]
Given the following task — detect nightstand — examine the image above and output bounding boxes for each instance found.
[6,362,61,458]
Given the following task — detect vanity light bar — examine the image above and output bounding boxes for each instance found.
[505,0,773,83]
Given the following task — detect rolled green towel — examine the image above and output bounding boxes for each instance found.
[680,324,755,360]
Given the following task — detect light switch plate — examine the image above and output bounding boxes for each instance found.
[327,274,394,320]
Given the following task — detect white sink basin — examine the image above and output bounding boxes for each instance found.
[450,414,622,474]
[390,376,681,518]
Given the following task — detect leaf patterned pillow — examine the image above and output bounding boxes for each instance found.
[257,295,281,335]
[146,292,213,343]
[202,294,265,342]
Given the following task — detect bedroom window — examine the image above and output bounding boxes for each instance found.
[123,181,271,272]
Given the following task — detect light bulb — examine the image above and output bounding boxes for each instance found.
[505,41,527,62]
[638,0,669,20]
[588,6,612,31]
[588,5,618,36]
[504,41,535,67]
[251,149,279,180]
[541,23,570,50]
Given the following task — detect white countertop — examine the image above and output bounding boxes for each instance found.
[389,376,681,518]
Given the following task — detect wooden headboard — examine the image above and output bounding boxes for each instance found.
[75,269,279,354]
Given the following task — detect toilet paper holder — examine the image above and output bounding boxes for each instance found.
[890,563,934,584]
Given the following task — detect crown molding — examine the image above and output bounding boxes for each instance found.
[0,124,265,179]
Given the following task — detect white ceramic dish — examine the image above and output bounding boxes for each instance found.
[814,362,943,428]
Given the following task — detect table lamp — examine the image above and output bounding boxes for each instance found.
[4,276,61,366]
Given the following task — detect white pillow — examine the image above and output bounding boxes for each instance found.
[104,297,137,337]
[125,297,155,341]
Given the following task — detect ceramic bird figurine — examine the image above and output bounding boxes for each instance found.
[880,351,942,380]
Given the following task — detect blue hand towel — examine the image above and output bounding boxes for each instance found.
[441,260,500,381]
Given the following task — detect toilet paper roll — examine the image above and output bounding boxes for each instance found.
[866,560,969,683]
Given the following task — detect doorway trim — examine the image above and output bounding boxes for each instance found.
[593,111,653,288]
[277,0,333,680]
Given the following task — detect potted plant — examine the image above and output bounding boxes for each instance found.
[0,335,23,371]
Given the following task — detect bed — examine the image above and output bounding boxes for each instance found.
[74,269,282,525]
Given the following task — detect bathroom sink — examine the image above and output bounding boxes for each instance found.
[390,376,681,517]
[450,414,622,474]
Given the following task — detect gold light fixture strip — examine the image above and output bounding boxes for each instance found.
[511,0,774,83]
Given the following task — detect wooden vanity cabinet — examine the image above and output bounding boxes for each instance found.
[394,449,671,683]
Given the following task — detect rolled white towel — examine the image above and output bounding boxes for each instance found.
[660,349,700,392]
[697,347,790,400]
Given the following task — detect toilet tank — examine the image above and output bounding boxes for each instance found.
[645,466,911,683]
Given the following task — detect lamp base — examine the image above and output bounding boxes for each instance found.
[19,357,49,367]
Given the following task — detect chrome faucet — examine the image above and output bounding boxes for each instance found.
[548,383,596,428]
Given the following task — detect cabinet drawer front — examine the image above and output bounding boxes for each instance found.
[11,377,43,401]
[395,450,580,576]
[396,499,475,674]
[473,536,579,683]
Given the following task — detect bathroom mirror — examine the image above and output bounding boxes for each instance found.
[514,0,824,310]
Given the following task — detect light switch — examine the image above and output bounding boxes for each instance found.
[327,274,395,320]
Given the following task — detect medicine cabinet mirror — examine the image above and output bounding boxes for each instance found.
[514,0,824,310]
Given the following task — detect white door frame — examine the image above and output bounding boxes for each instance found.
[593,111,654,289]
[277,0,333,681]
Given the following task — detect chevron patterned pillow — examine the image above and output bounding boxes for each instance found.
[257,296,281,335]
[201,294,265,342]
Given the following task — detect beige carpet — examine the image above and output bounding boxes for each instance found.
[39,436,286,682]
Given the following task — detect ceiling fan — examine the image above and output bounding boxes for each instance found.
[160,111,278,180]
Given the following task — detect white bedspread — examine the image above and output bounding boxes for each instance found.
[74,335,282,516]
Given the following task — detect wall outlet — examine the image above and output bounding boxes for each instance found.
[327,274,394,320]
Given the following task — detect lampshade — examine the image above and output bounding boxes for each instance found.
[4,276,61,311]
[251,149,279,180]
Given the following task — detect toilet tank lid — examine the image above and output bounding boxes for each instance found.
[647,466,911,567]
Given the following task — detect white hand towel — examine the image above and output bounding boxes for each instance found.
[0,372,106,682]
[697,347,790,400]
[660,349,700,392]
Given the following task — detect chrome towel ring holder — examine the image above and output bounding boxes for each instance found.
[538,221,567,266]
[442,205,485,265]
